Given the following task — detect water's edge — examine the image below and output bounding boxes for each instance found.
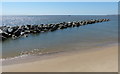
[2,42,118,66]
[1,15,118,64]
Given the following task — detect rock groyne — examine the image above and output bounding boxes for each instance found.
[0,19,110,40]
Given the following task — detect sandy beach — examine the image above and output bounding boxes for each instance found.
[2,43,118,72]
[1,1,118,73]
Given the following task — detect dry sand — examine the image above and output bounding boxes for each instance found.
[2,44,118,72]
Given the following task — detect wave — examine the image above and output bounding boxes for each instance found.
[2,48,64,61]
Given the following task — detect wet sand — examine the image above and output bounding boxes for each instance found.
[2,44,118,72]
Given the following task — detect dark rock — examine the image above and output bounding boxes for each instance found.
[1,19,110,40]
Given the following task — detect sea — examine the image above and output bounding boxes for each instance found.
[0,15,118,60]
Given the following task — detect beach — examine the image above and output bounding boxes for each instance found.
[1,2,118,73]
[2,43,118,72]
[2,15,118,59]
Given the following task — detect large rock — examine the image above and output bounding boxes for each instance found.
[1,19,110,40]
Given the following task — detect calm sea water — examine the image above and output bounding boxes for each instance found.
[1,15,118,59]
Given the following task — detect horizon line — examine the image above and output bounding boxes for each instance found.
[1,14,118,16]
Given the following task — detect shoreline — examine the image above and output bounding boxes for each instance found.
[2,42,117,65]
[2,43,118,72]
[2,41,117,59]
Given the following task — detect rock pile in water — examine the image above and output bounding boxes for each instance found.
[0,19,110,40]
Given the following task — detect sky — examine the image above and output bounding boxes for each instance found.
[1,0,119,2]
[1,2,118,15]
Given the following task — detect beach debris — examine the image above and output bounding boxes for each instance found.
[0,19,110,40]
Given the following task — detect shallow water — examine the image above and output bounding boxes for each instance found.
[1,15,118,59]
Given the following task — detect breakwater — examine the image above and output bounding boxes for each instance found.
[0,19,110,40]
